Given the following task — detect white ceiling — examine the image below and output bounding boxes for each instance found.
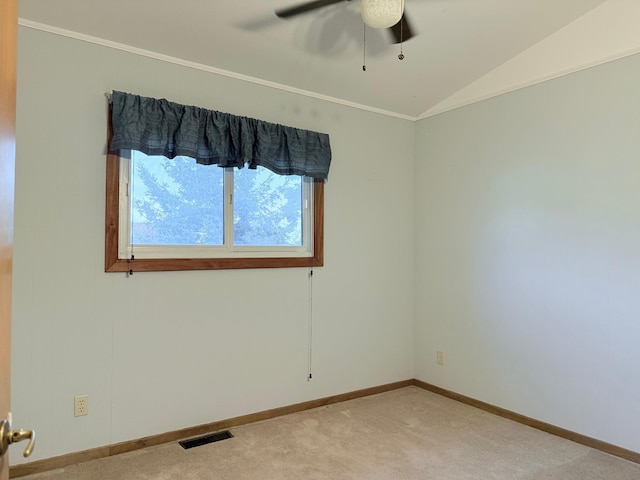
[18,0,615,119]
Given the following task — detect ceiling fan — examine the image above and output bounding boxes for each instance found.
[275,0,415,44]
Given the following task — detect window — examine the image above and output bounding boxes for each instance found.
[105,90,330,272]
[105,150,324,272]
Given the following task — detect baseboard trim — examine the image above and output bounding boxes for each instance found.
[10,378,640,477]
[412,379,640,465]
[9,379,413,478]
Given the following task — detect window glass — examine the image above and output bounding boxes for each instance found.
[233,166,303,247]
[131,152,224,246]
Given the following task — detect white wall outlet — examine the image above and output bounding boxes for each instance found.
[437,351,444,365]
[74,395,89,417]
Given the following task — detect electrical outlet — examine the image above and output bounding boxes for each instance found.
[74,395,89,417]
[437,351,444,365]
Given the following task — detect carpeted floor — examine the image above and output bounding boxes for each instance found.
[19,387,640,479]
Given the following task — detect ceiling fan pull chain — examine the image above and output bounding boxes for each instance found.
[362,23,367,71]
[398,17,405,60]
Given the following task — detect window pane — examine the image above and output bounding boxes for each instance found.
[130,152,224,245]
[233,166,303,246]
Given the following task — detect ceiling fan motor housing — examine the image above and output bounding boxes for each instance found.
[361,0,404,29]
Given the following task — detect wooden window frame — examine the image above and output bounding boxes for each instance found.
[105,133,324,273]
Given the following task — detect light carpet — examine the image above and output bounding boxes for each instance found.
[20,387,640,479]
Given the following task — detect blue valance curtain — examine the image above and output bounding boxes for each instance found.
[109,91,332,179]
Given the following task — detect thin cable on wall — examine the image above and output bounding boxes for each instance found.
[128,155,135,277]
[307,257,314,381]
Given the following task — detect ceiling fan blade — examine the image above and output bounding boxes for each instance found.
[275,0,347,19]
[389,14,414,43]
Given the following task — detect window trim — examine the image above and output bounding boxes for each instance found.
[105,134,324,273]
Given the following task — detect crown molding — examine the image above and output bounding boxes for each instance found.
[18,19,417,122]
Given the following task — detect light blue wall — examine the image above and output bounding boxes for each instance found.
[12,26,415,462]
[414,51,640,452]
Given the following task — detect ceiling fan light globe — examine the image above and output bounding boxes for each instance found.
[361,0,404,29]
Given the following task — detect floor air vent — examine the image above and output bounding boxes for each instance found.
[179,430,234,449]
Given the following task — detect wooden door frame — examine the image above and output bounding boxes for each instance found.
[0,0,18,477]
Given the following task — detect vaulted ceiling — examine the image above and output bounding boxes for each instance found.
[18,0,639,119]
